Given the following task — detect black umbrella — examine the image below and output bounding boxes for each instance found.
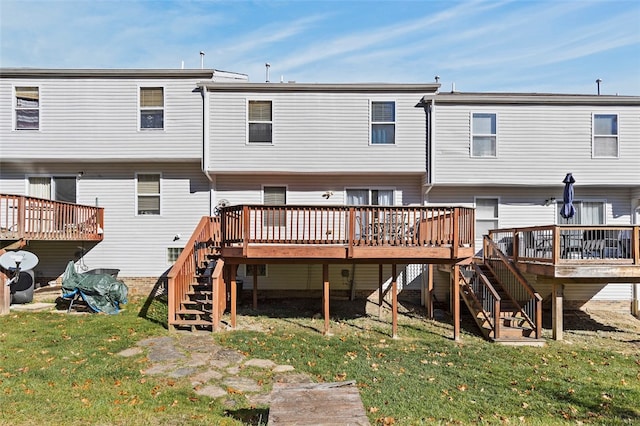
[560,173,576,219]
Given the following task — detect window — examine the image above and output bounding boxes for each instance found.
[593,114,618,158]
[140,87,164,129]
[371,101,395,144]
[245,264,267,277]
[167,247,183,263]
[263,186,286,226]
[475,198,498,241]
[28,176,76,203]
[346,189,394,206]
[136,173,161,215]
[248,100,272,143]
[472,113,496,157]
[557,201,605,225]
[15,87,39,130]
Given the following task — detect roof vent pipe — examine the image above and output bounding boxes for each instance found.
[596,78,602,95]
[265,63,271,83]
[434,75,440,83]
[200,51,205,69]
[451,82,456,93]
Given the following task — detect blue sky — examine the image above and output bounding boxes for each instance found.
[1,0,639,95]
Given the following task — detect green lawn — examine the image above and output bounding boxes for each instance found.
[1,296,638,425]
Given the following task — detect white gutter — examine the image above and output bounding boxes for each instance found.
[200,85,216,216]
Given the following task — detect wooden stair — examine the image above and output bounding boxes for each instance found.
[461,264,544,346]
[172,259,218,331]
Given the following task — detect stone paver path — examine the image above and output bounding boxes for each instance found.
[117,332,311,409]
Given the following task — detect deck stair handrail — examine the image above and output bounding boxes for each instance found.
[1,193,104,241]
[483,235,543,339]
[219,205,475,249]
[459,263,502,339]
[167,216,220,328]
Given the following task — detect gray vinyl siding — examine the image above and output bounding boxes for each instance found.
[432,104,640,186]
[0,77,204,161]
[207,91,428,173]
[0,162,210,277]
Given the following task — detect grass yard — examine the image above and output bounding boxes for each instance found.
[0,295,638,425]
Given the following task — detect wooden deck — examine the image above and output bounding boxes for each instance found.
[218,205,475,263]
[489,225,640,280]
[1,193,104,244]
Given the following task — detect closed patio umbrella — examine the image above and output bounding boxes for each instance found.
[560,173,576,219]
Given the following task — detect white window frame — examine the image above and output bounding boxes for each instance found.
[167,247,184,264]
[556,199,606,225]
[474,197,499,241]
[26,174,78,202]
[138,86,165,130]
[345,187,396,206]
[247,99,273,144]
[370,100,396,145]
[14,86,40,131]
[135,172,162,216]
[471,112,497,158]
[592,113,619,158]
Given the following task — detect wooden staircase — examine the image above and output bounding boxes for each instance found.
[167,216,226,332]
[173,258,218,331]
[459,237,544,345]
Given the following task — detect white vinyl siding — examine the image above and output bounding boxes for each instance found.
[370,101,395,144]
[136,173,161,215]
[593,114,618,158]
[139,87,164,130]
[433,104,640,186]
[471,113,496,157]
[248,100,272,143]
[15,86,39,130]
[208,91,428,173]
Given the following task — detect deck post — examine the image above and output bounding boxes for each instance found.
[322,263,330,335]
[427,264,434,319]
[392,263,398,338]
[552,282,564,340]
[0,271,9,316]
[378,264,383,318]
[452,264,460,341]
[230,264,238,329]
[253,265,258,310]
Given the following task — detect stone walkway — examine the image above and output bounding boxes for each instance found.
[117,332,314,410]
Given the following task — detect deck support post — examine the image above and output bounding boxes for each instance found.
[452,264,460,342]
[322,263,330,335]
[392,263,398,339]
[252,265,258,310]
[426,264,434,319]
[378,264,383,318]
[230,264,238,329]
[552,282,564,340]
[0,270,9,316]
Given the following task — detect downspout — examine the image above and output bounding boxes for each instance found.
[200,84,215,216]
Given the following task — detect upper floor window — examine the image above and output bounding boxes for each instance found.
[371,101,395,144]
[15,87,39,130]
[471,113,496,157]
[140,87,164,130]
[248,100,272,143]
[593,114,618,158]
[136,173,161,215]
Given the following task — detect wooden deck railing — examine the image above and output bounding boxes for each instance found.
[1,193,104,241]
[489,225,640,265]
[220,205,475,249]
[167,216,219,328]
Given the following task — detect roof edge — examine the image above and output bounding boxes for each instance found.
[198,82,441,93]
[0,68,221,79]
[428,92,640,106]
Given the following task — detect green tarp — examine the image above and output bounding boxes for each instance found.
[61,261,128,314]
